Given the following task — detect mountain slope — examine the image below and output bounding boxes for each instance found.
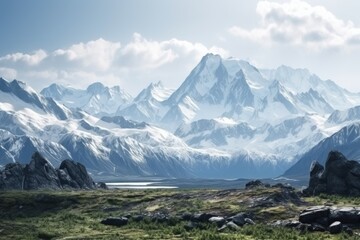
[41,82,132,115]
[0,78,290,178]
[283,123,360,179]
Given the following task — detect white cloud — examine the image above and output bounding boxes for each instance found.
[0,34,227,94]
[229,0,360,49]
[0,50,47,65]
[0,67,17,80]
[53,38,121,71]
[120,33,228,69]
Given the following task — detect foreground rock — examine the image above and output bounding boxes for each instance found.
[273,205,357,235]
[0,152,96,190]
[101,217,128,227]
[304,151,360,196]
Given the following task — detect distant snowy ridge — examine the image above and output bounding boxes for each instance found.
[0,77,290,178]
[41,82,132,116]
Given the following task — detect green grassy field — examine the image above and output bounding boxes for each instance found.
[0,188,358,239]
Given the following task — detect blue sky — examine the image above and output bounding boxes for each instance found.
[1,0,360,95]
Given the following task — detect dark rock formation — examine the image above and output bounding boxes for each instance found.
[295,206,358,235]
[0,163,25,189]
[245,180,270,189]
[304,151,360,196]
[329,221,342,234]
[101,217,128,227]
[96,182,108,189]
[57,159,95,189]
[23,152,61,190]
[0,152,96,190]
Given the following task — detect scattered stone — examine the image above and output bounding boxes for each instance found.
[245,180,270,189]
[192,213,215,222]
[329,207,360,223]
[310,223,326,232]
[209,216,226,227]
[252,188,303,208]
[342,225,353,236]
[244,218,255,225]
[217,224,227,232]
[271,183,295,191]
[184,221,198,231]
[96,182,108,189]
[329,221,342,234]
[226,221,240,231]
[101,217,128,227]
[228,213,246,226]
[180,212,192,221]
[151,213,169,223]
[299,206,330,224]
[132,215,145,222]
[271,220,301,228]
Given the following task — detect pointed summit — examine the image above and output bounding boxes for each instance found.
[86,82,106,94]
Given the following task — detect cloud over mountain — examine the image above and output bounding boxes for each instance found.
[229,0,360,49]
[0,34,227,94]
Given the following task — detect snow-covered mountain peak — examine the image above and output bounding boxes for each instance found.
[41,82,132,115]
[134,81,173,103]
[86,82,106,95]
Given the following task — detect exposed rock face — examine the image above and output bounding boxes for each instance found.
[58,159,95,189]
[245,180,270,189]
[304,151,360,196]
[24,152,61,190]
[0,163,25,189]
[0,152,96,190]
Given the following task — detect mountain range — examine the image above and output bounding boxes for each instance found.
[2,53,360,180]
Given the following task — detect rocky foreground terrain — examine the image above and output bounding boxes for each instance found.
[1,151,360,239]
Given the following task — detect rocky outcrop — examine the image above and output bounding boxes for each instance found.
[245,179,270,189]
[0,152,96,190]
[272,206,356,235]
[24,152,61,190]
[57,159,95,189]
[304,151,360,196]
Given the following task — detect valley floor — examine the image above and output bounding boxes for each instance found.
[0,187,358,239]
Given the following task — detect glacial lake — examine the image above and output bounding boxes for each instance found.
[102,177,306,190]
[105,182,178,189]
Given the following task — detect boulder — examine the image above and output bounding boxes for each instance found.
[226,221,240,230]
[228,213,246,226]
[96,182,108,189]
[181,212,193,221]
[101,217,128,227]
[304,151,360,196]
[329,207,360,223]
[329,221,342,234]
[244,218,255,225]
[271,220,301,228]
[208,217,226,227]
[299,206,330,224]
[192,213,215,222]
